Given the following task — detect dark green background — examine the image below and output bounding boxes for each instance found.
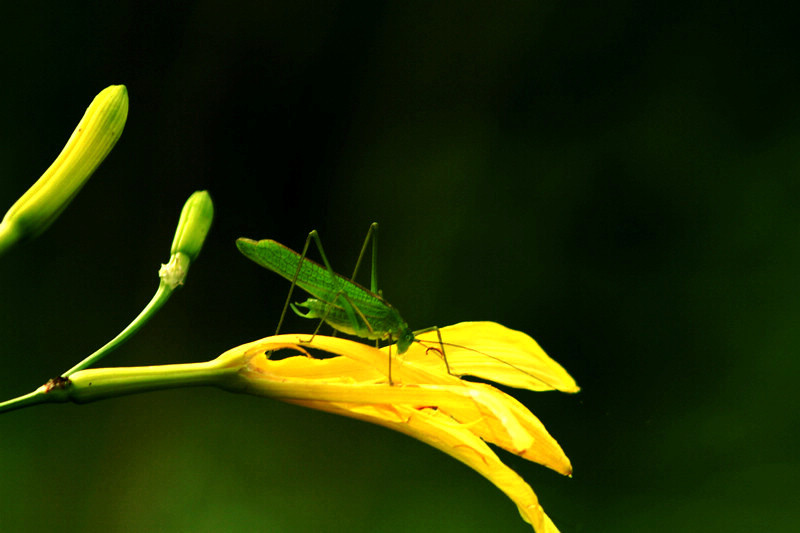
[2,2,798,532]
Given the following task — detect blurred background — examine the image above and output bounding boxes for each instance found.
[2,2,799,532]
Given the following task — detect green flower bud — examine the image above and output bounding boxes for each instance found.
[0,85,129,255]
[159,191,214,289]
[169,190,214,262]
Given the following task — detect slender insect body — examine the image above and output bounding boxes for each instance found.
[236,234,417,355]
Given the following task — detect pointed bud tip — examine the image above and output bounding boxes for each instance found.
[94,84,128,108]
[97,85,129,123]
[104,84,127,95]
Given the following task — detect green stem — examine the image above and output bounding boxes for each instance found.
[62,251,193,377]
[0,389,50,414]
[67,360,242,402]
[61,280,174,377]
[1,357,244,414]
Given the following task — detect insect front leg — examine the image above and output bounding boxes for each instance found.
[277,229,343,341]
[415,325,452,376]
[274,230,317,337]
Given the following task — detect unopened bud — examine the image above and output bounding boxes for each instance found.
[159,191,214,289]
[0,85,129,255]
[170,190,214,263]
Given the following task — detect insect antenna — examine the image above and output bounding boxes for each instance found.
[411,336,563,391]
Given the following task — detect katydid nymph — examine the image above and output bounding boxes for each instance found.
[236,223,448,383]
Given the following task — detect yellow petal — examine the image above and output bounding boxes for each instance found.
[473,382,572,475]
[409,322,580,393]
[239,339,525,450]
[290,400,562,532]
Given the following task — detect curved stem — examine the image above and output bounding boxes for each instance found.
[61,281,174,377]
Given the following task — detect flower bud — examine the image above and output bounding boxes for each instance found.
[0,85,129,254]
[159,191,214,289]
[169,190,214,263]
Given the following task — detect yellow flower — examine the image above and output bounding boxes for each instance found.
[36,321,576,531]
[230,321,578,532]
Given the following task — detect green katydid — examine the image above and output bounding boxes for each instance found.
[236,223,447,382]
[236,224,562,389]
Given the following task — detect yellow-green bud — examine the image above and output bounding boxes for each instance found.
[0,85,129,254]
